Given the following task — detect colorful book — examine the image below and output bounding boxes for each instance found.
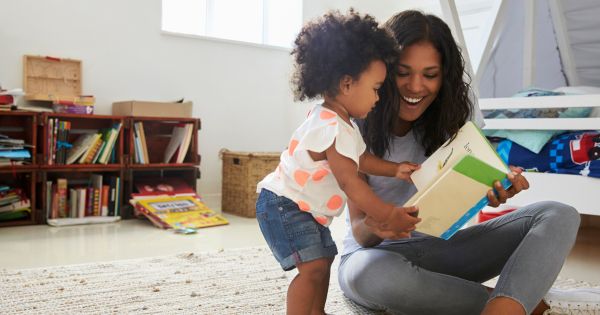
[66,133,99,165]
[406,121,511,240]
[136,196,228,230]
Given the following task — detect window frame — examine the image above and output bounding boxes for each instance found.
[160,0,301,51]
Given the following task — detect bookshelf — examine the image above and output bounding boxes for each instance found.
[0,112,201,227]
[0,112,37,226]
[128,116,200,167]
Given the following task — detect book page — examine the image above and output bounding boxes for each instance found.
[411,121,509,191]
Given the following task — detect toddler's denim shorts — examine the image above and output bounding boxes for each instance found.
[256,189,337,271]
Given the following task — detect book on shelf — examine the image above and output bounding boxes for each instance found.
[97,122,122,164]
[66,133,99,165]
[0,208,30,221]
[406,121,511,240]
[0,198,30,213]
[163,123,193,163]
[45,174,121,222]
[133,122,149,164]
[135,195,229,230]
[52,95,95,114]
[79,135,103,164]
[0,185,31,221]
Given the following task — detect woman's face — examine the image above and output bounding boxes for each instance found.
[395,41,442,123]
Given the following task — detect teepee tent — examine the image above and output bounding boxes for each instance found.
[441,0,600,98]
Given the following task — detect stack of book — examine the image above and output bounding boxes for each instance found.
[130,178,228,230]
[132,121,149,164]
[52,95,95,115]
[0,134,32,166]
[46,174,121,225]
[63,122,122,165]
[0,185,31,222]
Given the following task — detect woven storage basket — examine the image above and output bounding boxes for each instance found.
[220,150,280,217]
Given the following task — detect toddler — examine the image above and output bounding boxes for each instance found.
[256,9,421,314]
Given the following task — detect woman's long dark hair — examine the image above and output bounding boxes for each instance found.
[363,10,473,157]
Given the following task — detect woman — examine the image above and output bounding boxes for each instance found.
[337,10,593,315]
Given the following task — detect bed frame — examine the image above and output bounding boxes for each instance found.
[479,94,600,217]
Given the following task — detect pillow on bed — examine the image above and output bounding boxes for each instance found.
[485,129,559,154]
[483,87,593,154]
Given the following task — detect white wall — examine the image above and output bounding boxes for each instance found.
[0,0,441,197]
[0,0,294,197]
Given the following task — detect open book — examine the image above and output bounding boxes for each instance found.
[406,121,512,240]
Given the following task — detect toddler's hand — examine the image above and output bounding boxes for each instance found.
[395,162,420,182]
[364,206,421,236]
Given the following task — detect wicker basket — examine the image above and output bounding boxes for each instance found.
[220,150,280,217]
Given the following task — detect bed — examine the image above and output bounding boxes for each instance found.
[479,93,600,217]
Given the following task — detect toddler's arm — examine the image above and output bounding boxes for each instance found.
[358,151,420,181]
[326,144,420,229]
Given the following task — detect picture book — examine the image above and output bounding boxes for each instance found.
[406,121,512,240]
[136,196,229,230]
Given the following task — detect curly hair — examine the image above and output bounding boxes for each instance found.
[363,10,473,157]
[290,9,400,101]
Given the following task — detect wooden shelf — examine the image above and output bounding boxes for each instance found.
[0,113,200,227]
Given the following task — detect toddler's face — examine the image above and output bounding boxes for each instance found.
[345,60,387,119]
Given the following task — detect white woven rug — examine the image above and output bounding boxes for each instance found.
[0,246,596,314]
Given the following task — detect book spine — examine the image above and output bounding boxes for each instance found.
[101,185,109,216]
[57,178,68,218]
[439,177,512,240]
[77,188,86,218]
[86,187,94,216]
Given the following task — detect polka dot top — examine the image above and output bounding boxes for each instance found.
[257,104,366,227]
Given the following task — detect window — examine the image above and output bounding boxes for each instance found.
[161,0,303,48]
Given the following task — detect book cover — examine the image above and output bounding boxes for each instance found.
[56,178,68,218]
[66,133,99,165]
[176,124,194,163]
[163,124,187,163]
[99,122,122,164]
[406,121,511,240]
[411,121,509,191]
[0,199,31,213]
[80,137,103,164]
[136,196,229,230]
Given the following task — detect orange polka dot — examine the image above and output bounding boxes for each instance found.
[294,170,310,187]
[320,111,336,120]
[288,139,299,156]
[297,201,310,211]
[312,169,330,181]
[328,121,337,126]
[315,216,328,225]
[326,195,343,211]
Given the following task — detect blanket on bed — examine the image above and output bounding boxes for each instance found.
[497,131,600,178]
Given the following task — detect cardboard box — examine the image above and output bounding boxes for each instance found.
[112,100,193,117]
